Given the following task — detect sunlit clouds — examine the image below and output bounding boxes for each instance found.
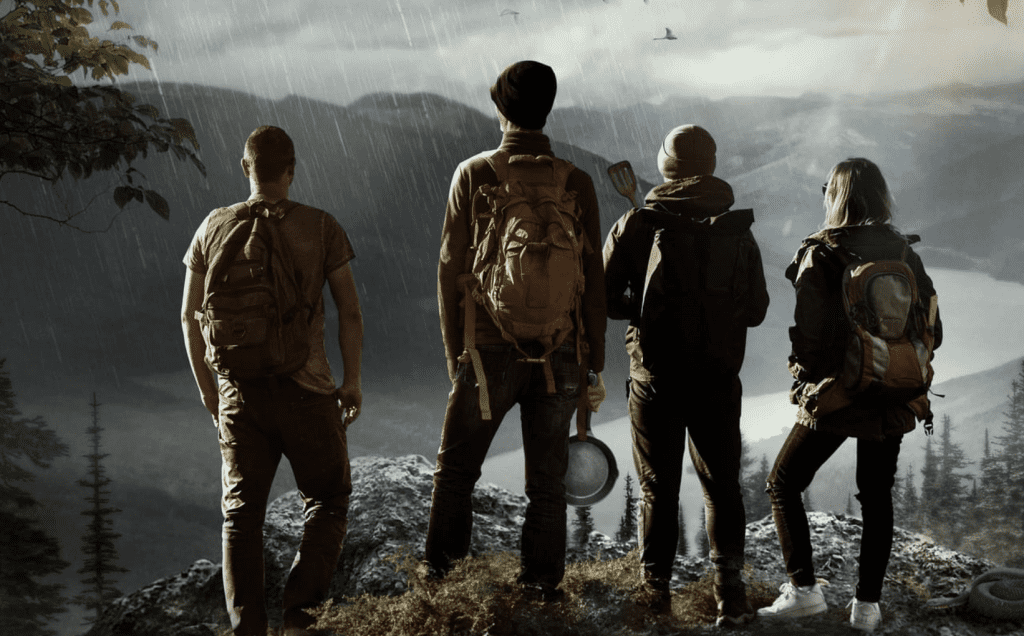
[109,0,1024,109]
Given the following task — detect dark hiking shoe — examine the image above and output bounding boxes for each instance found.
[420,560,448,582]
[715,575,753,627]
[635,580,672,614]
[521,583,566,603]
[716,599,756,627]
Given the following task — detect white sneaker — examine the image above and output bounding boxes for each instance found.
[849,598,881,632]
[756,582,828,618]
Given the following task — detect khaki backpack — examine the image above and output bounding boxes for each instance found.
[195,200,312,380]
[457,151,587,420]
[794,237,939,432]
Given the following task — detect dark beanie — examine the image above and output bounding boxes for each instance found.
[490,61,557,130]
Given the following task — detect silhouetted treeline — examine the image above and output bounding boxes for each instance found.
[0,359,69,636]
[0,361,129,634]
[895,359,1024,566]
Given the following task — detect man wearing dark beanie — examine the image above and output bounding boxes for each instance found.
[426,61,607,602]
[489,60,557,130]
[603,125,769,626]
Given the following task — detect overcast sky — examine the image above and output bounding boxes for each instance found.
[102,0,1024,110]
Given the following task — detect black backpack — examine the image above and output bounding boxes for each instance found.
[637,205,758,375]
[194,201,311,380]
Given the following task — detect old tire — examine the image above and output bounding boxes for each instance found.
[968,579,1024,619]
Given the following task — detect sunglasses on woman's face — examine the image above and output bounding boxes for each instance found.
[822,184,828,195]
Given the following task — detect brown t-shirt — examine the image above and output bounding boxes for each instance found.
[184,197,355,394]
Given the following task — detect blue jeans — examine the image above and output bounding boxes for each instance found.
[766,424,902,602]
[217,376,351,635]
[425,343,581,588]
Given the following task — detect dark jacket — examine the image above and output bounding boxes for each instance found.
[603,176,769,381]
[437,131,606,382]
[786,224,943,439]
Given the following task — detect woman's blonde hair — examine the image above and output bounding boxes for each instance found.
[823,158,894,228]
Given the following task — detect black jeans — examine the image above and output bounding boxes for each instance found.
[425,343,580,588]
[629,372,747,587]
[217,376,351,636]
[766,424,902,602]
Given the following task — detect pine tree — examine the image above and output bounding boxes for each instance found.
[743,454,772,522]
[573,505,595,549]
[995,360,1024,534]
[615,474,638,544]
[900,463,919,532]
[676,508,688,557]
[933,415,972,547]
[696,506,710,558]
[977,428,1006,523]
[0,358,69,636]
[919,435,940,530]
[72,394,127,624]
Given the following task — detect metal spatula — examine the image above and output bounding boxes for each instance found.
[607,160,640,208]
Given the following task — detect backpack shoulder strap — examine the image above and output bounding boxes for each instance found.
[205,203,255,288]
[785,234,853,284]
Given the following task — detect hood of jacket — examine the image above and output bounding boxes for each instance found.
[642,175,753,236]
[644,175,735,219]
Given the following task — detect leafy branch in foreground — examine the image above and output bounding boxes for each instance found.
[1,0,206,229]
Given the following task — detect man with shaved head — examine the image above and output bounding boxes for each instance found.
[182,125,363,636]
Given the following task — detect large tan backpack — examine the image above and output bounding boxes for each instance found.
[457,151,587,419]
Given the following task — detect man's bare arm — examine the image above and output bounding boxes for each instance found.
[181,268,219,424]
[328,262,364,425]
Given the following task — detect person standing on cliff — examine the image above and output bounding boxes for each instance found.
[181,125,363,636]
[603,124,769,625]
[425,60,607,602]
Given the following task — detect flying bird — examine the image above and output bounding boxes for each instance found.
[653,27,676,40]
[500,9,520,23]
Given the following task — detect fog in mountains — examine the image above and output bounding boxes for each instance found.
[3,81,1024,633]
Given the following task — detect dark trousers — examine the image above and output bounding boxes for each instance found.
[766,424,902,602]
[217,377,352,636]
[425,344,580,588]
[628,373,747,587]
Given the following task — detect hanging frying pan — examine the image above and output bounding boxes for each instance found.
[565,372,619,506]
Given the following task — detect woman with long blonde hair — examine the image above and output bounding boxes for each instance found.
[756,158,942,632]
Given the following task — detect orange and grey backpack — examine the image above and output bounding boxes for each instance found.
[457,151,588,420]
[795,235,940,432]
[195,200,312,380]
